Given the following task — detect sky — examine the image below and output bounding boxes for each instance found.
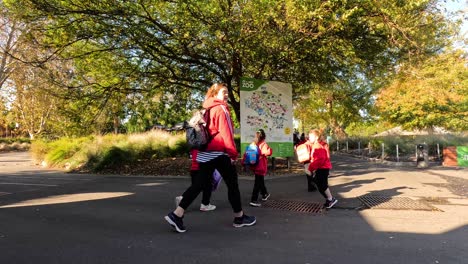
[442,0,468,50]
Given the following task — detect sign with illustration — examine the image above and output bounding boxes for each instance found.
[240,77,293,157]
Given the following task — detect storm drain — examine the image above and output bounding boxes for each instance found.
[262,200,323,214]
[358,195,442,211]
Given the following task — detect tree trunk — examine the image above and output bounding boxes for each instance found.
[325,97,347,140]
[28,130,34,140]
[327,113,347,140]
[113,116,119,134]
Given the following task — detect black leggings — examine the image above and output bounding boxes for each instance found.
[179,155,242,213]
[312,169,330,198]
[251,174,268,202]
[190,170,212,205]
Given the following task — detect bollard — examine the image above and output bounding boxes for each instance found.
[381,143,385,162]
[396,144,399,162]
[416,143,429,168]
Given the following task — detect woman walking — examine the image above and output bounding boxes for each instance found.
[165,83,256,233]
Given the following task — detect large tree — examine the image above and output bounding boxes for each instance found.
[376,49,468,132]
[0,1,20,90]
[295,72,379,139]
[3,0,453,131]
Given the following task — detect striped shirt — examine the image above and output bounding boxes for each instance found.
[196,151,227,163]
[196,104,236,163]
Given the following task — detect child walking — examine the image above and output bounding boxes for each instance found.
[246,129,273,207]
[307,129,338,209]
[175,149,216,211]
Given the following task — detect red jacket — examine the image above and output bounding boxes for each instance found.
[244,141,273,176]
[308,141,332,172]
[202,97,238,160]
[190,149,199,171]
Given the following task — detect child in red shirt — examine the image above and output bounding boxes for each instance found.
[175,149,216,211]
[246,129,273,207]
[307,129,337,209]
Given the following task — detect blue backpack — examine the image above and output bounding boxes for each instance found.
[244,143,260,165]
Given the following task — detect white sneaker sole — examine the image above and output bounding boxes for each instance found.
[326,199,338,209]
[164,216,186,233]
[261,194,270,201]
[200,206,216,211]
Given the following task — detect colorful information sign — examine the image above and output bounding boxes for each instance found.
[240,77,293,157]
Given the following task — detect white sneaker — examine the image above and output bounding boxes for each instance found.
[200,204,216,211]
[175,196,183,207]
[261,193,271,201]
[249,201,261,207]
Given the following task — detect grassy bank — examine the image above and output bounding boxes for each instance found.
[30,130,188,171]
[29,130,466,173]
[0,138,31,152]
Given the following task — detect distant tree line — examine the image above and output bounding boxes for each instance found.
[0,0,466,140]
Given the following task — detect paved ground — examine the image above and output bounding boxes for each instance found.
[0,151,467,264]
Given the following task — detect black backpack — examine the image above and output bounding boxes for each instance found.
[186,109,211,150]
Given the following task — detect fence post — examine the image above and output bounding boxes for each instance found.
[346,141,349,152]
[337,141,339,151]
[437,143,440,160]
[381,143,385,162]
[396,144,399,162]
[415,145,417,161]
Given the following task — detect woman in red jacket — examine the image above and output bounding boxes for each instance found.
[165,83,256,233]
[246,129,273,207]
[307,129,338,209]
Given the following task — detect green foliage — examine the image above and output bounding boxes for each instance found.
[31,130,188,171]
[377,50,468,131]
[294,77,378,139]
[31,136,94,166]
[0,138,31,144]
[3,0,454,139]
[346,121,393,138]
[0,138,31,151]
[88,146,132,171]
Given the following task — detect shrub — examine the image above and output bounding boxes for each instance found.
[31,130,189,171]
[0,138,31,152]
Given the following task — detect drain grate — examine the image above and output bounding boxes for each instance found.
[262,200,323,214]
[358,195,442,211]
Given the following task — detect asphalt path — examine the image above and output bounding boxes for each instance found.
[0,151,467,264]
